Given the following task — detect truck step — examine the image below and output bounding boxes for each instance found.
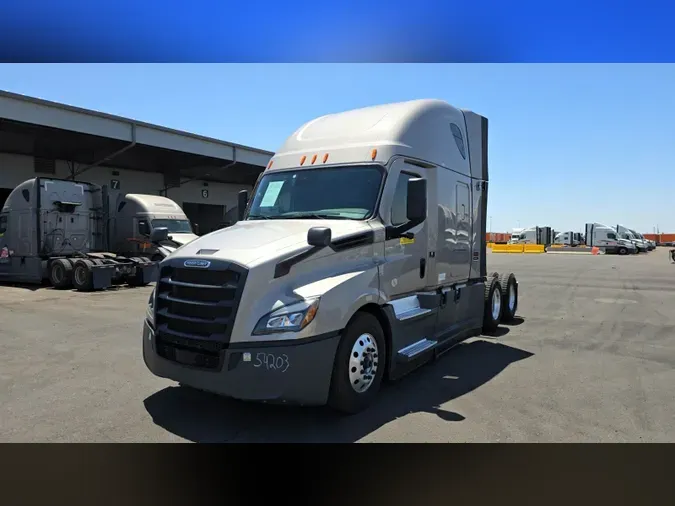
[397,339,438,362]
[390,295,433,321]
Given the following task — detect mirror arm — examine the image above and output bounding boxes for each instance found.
[385,218,424,240]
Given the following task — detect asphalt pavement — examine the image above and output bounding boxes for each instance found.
[2,248,674,442]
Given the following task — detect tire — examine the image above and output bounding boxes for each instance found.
[49,259,73,289]
[328,312,386,414]
[617,247,628,255]
[72,259,95,292]
[482,276,502,334]
[498,272,518,322]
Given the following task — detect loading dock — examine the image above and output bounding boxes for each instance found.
[182,202,226,235]
[0,90,272,226]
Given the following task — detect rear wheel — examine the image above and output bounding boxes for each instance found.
[482,276,502,334]
[328,312,386,414]
[72,259,95,292]
[49,259,73,289]
[498,272,518,322]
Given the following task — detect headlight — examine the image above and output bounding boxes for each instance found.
[253,297,320,335]
[146,288,155,326]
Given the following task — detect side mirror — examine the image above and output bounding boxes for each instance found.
[150,227,169,244]
[307,227,332,247]
[406,178,427,223]
[238,190,249,221]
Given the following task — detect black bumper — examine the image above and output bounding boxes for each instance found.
[142,320,341,406]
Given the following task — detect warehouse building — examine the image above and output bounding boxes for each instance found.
[0,90,273,235]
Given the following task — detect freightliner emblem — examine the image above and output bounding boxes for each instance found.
[184,259,211,268]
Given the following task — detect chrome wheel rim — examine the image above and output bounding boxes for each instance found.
[348,333,379,393]
[491,288,501,321]
[508,283,516,312]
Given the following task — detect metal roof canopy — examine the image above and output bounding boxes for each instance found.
[0,90,273,187]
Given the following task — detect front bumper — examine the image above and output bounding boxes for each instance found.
[142,320,341,406]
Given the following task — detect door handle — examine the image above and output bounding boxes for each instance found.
[419,258,426,279]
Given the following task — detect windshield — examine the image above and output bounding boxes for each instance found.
[247,165,384,220]
[151,219,193,234]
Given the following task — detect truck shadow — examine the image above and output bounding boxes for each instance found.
[0,281,47,292]
[143,338,534,443]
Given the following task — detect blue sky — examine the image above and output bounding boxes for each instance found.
[0,64,673,233]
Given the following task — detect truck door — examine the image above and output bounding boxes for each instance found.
[381,162,431,298]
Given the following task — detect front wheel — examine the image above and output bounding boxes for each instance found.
[328,312,386,414]
[617,247,628,255]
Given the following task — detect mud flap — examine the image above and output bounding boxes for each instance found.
[91,265,115,290]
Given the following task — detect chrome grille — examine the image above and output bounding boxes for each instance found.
[154,260,248,370]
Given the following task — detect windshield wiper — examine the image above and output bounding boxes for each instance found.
[247,215,272,220]
[280,212,351,220]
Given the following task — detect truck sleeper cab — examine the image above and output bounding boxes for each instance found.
[113,193,198,260]
[585,223,635,255]
[142,100,520,413]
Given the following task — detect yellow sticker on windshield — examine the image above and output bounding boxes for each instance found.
[400,237,415,245]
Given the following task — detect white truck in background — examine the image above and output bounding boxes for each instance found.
[626,228,654,251]
[585,223,636,255]
[509,226,554,245]
[509,227,524,243]
[0,177,196,291]
[615,225,648,253]
[554,231,584,246]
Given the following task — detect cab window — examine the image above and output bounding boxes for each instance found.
[391,172,418,226]
[0,214,7,235]
[138,220,151,236]
[607,232,616,240]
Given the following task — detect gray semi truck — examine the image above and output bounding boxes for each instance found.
[0,177,196,291]
[142,99,521,413]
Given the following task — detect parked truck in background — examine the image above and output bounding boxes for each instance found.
[554,231,584,246]
[112,193,198,260]
[0,177,193,291]
[615,225,648,253]
[585,223,635,255]
[509,226,554,245]
[626,229,654,251]
[142,99,521,414]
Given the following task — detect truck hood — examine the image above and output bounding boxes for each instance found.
[168,219,374,267]
[167,233,199,246]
